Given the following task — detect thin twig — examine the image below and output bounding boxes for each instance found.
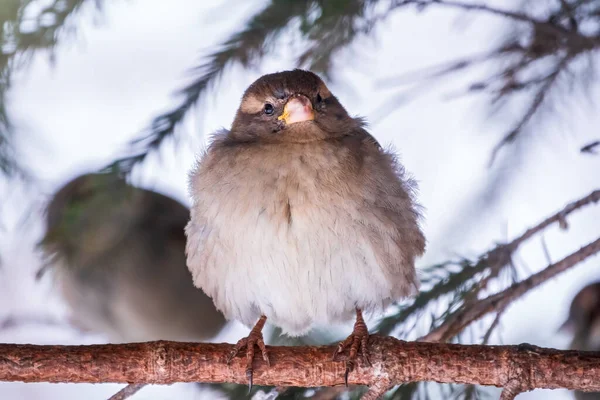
[107,384,146,400]
[393,0,544,24]
[481,306,505,344]
[376,189,600,338]
[420,236,600,342]
[386,1,600,164]
[506,189,600,249]
[394,0,600,47]
[540,235,553,266]
[489,55,572,164]
[581,140,600,154]
[457,188,599,302]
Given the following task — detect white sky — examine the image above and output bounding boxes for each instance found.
[1,0,600,399]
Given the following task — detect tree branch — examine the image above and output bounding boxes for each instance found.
[420,236,600,342]
[1,338,600,396]
[107,384,146,400]
[376,189,600,337]
[581,140,600,154]
[394,0,600,48]
[394,0,546,24]
[489,55,571,165]
[501,189,599,249]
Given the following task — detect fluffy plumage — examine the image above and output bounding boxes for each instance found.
[41,172,227,343]
[185,69,425,336]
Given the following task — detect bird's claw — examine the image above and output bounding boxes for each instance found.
[227,317,270,392]
[334,334,370,387]
[246,369,253,393]
[344,367,350,388]
[333,311,371,386]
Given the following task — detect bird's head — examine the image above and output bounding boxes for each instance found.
[230,69,361,143]
[559,281,600,336]
[40,172,135,264]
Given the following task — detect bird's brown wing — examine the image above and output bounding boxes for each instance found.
[130,188,227,340]
[342,126,425,293]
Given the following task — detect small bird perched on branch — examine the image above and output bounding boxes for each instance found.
[39,172,227,343]
[186,69,426,388]
[560,281,600,400]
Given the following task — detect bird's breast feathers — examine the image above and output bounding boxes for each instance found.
[185,139,422,335]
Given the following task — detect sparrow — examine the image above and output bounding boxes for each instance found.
[39,172,227,343]
[559,281,600,400]
[185,69,426,388]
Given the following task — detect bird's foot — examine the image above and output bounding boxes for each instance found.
[332,309,371,387]
[226,315,270,392]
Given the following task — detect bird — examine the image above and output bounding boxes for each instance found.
[39,172,227,344]
[559,281,600,400]
[185,69,426,388]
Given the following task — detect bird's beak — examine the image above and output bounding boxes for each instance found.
[278,95,314,125]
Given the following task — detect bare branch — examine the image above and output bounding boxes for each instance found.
[489,55,572,165]
[506,189,600,248]
[107,384,146,400]
[376,189,600,337]
[386,0,600,164]
[2,338,600,396]
[393,0,551,24]
[421,236,600,342]
[581,140,600,154]
[481,306,505,344]
[394,0,600,47]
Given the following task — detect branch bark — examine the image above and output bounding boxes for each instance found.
[2,337,600,396]
[420,236,600,342]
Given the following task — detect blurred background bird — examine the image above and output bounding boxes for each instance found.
[560,281,600,400]
[38,171,227,344]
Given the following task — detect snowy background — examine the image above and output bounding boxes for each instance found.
[1,0,599,399]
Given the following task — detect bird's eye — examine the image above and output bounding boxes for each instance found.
[316,93,323,103]
[264,103,275,115]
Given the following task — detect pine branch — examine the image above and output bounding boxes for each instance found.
[376,189,600,337]
[420,236,600,342]
[107,0,600,172]
[111,0,383,174]
[2,338,600,398]
[488,54,572,165]
[384,0,600,164]
[109,0,316,174]
[0,0,105,177]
